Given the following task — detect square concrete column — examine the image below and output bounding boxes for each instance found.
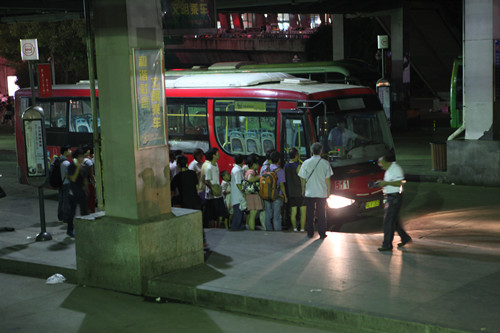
[447,0,500,186]
[76,0,203,295]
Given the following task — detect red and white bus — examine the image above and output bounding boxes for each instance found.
[15,72,394,224]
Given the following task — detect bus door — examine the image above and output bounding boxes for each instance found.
[279,109,312,164]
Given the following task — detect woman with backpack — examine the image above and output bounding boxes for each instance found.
[261,151,287,231]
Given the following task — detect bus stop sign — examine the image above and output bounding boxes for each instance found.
[22,106,48,187]
[20,39,39,61]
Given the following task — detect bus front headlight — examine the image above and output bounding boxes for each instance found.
[327,195,355,209]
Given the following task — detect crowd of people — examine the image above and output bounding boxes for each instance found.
[0,96,14,127]
[52,140,411,251]
[169,142,334,239]
[55,143,96,237]
[170,143,412,251]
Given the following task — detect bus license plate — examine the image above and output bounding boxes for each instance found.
[365,200,380,209]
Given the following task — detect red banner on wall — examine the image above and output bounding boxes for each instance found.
[37,63,52,98]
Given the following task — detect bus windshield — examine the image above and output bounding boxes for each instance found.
[313,96,394,167]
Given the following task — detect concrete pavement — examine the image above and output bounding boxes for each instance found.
[2,124,500,332]
[0,272,337,333]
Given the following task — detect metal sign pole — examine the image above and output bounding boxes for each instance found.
[27,62,51,241]
[20,39,50,241]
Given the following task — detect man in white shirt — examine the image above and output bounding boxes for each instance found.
[376,156,412,251]
[204,148,225,228]
[188,148,204,181]
[230,154,245,231]
[298,143,333,239]
[58,144,72,223]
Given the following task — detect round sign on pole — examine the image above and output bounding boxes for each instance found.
[20,39,39,61]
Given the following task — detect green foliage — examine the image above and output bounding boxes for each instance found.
[0,20,89,88]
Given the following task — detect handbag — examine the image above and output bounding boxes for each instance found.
[242,179,259,194]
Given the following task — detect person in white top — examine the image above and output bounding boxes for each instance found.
[188,148,204,181]
[376,156,412,251]
[298,142,333,239]
[230,154,245,231]
[204,148,225,228]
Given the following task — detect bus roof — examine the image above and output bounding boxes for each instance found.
[164,72,370,95]
[166,60,381,87]
[165,72,294,88]
[15,73,372,97]
[167,61,352,76]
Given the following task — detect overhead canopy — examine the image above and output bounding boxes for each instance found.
[0,0,83,23]
[0,0,408,23]
[215,0,403,14]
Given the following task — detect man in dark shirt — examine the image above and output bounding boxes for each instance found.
[66,148,88,237]
[171,155,202,210]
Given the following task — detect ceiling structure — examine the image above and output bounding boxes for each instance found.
[215,0,403,14]
[0,1,83,23]
[0,0,408,23]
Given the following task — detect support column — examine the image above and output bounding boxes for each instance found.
[390,6,409,130]
[448,0,500,186]
[331,14,344,61]
[76,0,203,295]
[463,0,499,139]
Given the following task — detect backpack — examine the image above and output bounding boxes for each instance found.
[259,167,281,201]
[48,157,63,188]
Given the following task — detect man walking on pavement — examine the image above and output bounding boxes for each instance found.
[376,155,412,251]
[298,143,333,239]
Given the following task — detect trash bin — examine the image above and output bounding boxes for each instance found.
[430,142,447,171]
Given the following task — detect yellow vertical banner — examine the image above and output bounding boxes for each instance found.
[133,48,166,148]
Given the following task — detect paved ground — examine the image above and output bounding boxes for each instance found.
[2,123,500,332]
[0,272,340,333]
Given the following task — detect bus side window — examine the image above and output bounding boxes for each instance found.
[52,102,67,129]
[69,99,93,133]
[283,118,306,159]
[167,98,209,154]
[167,104,183,134]
[186,107,207,134]
[213,99,278,156]
[38,102,51,128]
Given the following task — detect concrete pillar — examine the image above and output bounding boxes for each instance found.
[448,0,500,186]
[331,14,344,61]
[463,0,500,139]
[76,0,203,295]
[389,6,409,130]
